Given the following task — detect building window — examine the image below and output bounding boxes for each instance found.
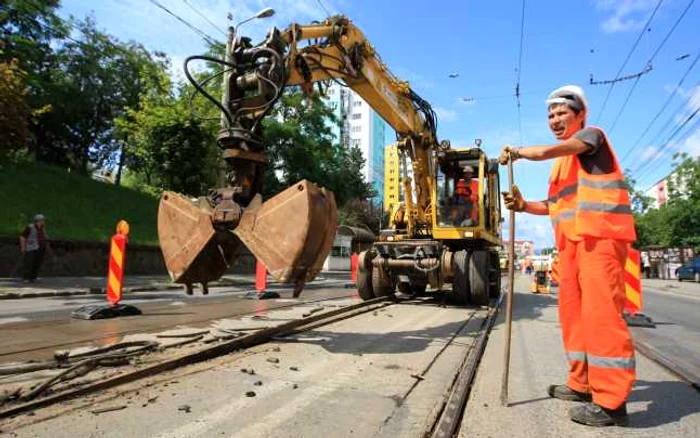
[351,139,361,147]
[352,113,361,119]
[352,126,361,132]
[353,101,361,107]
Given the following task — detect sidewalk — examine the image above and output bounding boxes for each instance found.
[460,282,700,437]
[0,271,351,300]
[642,278,700,300]
[0,275,254,300]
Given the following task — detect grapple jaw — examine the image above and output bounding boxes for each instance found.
[157,180,337,295]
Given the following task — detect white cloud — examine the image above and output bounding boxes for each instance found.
[502,214,554,249]
[435,106,458,123]
[594,0,659,33]
[679,128,700,156]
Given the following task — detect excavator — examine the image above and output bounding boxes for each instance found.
[157,15,503,305]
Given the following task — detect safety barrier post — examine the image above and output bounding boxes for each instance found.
[550,258,560,287]
[246,259,280,300]
[255,259,267,293]
[71,220,141,320]
[350,252,358,285]
[623,246,655,327]
[106,220,129,306]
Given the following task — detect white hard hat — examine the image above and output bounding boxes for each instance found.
[546,85,588,112]
[34,214,46,221]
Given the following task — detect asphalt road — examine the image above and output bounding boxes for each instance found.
[631,284,700,386]
[0,280,354,363]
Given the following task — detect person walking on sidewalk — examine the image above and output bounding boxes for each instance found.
[499,85,636,427]
[19,214,49,283]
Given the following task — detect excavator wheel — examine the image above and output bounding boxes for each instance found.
[372,260,396,299]
[450,250,470,305]
[397,281,426,296]
[356,250,374,301]
[488,250,501,299]
[469,250,489,306]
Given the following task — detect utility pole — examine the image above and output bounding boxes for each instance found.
[218,25,235,187]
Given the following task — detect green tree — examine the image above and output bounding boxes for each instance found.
[0,58,30,161]
[116,77,218,196]
[262,90,374,204]
[46,18,167,172]
[1,0,66,160]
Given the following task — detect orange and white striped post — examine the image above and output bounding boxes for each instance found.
[106,220,129,306]
[550,258,560,286]
[624,247,642,315]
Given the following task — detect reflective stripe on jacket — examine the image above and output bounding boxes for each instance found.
[548,127,636,248]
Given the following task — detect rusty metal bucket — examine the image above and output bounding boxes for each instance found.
[158,180,337,291]
[157,191,241,284]
[234,180,337,284]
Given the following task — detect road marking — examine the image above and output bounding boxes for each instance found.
[170,301,186,306]
[0,316,28,325]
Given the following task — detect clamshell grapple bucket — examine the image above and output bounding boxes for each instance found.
[157,180,337,294]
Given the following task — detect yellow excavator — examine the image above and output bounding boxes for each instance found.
[158,15,503,304]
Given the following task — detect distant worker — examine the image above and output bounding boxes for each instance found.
[499,85,636,427]
[19,214,49,283]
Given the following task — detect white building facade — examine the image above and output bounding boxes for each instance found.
[325,83,391,203]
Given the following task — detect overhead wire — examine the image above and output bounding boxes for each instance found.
[639,116,700,190]
[148,0,220,46]
[514,0,526,146]
[607,0,696,134]
[625,78,700,171]
[595,0,664,124]
[316,0,332,18]
[631,104,700,182]
[621,51,700,165]
[180,0,227,37]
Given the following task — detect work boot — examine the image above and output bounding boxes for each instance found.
[570,402,628,427]
[547,385,592,402]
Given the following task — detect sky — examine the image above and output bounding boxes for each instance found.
[57,0,700,249]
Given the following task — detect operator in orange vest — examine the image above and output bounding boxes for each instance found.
[499,85,636,427]
[452,166,479,226]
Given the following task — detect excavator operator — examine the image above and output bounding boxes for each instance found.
[450,166,479,226]
[499,85,636,427]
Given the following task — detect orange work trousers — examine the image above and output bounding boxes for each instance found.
[558,237,636,409]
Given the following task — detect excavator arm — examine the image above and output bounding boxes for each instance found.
[158,15,443,295]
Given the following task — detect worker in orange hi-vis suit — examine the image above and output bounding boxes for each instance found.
[498,85,636,427]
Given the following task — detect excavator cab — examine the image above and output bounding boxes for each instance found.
[432,148,501,243]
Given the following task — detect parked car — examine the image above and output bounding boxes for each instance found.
[677,257,700,282]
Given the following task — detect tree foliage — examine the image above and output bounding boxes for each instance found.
[262,90,375,205]
[0,58,30,161]
[629,153,700,250]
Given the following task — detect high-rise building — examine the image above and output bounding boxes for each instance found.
[324,83,390,203]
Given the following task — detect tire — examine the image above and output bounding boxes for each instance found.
[372,263,395,298]
[450,250,470,305]
[488,250,501,299]
[412,284,428,296]
[356,251,374,301]
[469,250,489,306]
[399,282,427,296]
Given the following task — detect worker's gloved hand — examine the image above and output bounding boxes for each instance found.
[502,185,526,212]
[498,146,520,165]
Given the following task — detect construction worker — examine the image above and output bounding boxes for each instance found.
[499,85,636,427]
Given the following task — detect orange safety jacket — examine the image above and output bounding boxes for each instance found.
[547,127,636,248]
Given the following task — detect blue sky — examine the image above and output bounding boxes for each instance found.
[58,0,700,248]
